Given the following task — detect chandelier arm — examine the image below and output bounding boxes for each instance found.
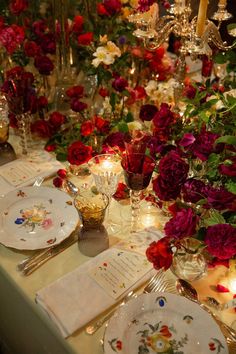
[204,21,236,51]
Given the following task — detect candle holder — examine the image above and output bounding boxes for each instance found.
[211,3,233,23]
[88,154,122,234]
[129,1,235,107]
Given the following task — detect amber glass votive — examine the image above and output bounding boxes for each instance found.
[74,189,109,229]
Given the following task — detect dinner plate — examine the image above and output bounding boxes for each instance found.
[0,186,79,250]
[104,292,228,354]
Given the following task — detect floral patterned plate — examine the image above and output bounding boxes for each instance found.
[0,186,79,250]
[104,292,228,354]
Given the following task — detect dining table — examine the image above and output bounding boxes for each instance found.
[0,134,235,354]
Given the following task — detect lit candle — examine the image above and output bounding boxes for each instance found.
[218,0,227,6]
[196,0,208,38]
[228,259,236,293]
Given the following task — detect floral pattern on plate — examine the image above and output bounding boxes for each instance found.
[104,293,228,354]
[0,186,79,250]
[15,203,53,232]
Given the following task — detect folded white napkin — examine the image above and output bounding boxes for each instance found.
[0,150,62,196]
[36,228,163,338]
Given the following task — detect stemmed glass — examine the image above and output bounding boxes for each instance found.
[121,152,156,233]
[88,154,122,233]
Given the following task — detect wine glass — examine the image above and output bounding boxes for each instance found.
[88,154,122,233]
[121,152,156,233]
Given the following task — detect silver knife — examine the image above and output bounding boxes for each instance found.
[21,231,78,276]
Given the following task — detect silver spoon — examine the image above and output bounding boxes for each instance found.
[176,279,236,341]
[205,296,236,311]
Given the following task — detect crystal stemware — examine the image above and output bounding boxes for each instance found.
[88,154,122,233]
[121,153,156,233]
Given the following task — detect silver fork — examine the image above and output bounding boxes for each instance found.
[85,270,166,335]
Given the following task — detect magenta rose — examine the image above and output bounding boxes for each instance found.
[139,104,158,121]
[164,208,199,239]
[182,178,208,203]
[138,0,155,12]
[158,150,189,186]
[34,55,54,75]
[206,186,235,211]
[204,224,236,260]
[67,141,92,166]
[70,98,88,112]
[153,176,181,201]
[188,130,219,161]
[104,132,126,150]
[112,77,128,92]
[39,33,56,54]
[24,40,40,57]
[219,157,236,177]
[153,103,175,129]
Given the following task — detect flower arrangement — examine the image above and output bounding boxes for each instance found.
[146,75,236,271]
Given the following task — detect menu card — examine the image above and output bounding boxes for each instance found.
[0,150,63,196]
[89,249,152,299]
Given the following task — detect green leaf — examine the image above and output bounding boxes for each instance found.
[215,135,236,145]
[56,152,67,162]
[117,121,129,133]
[124,111,134,123]
[110,92,117,111]
[225,180,236,194]
[213,52,228,64]
[203,210,226,227]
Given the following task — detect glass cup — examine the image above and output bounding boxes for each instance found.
[74,189,109,229]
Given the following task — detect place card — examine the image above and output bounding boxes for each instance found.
[89,249,152,299]
[0,150,62,189]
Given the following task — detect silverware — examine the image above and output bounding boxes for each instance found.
[205,296,236,311]
[176,279,236,342]
[19,231,78,276]
[85,270,165,335]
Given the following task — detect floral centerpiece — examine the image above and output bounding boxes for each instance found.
[145,73,236,275]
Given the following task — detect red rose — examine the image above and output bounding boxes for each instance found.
[94,116,110,134]
[24,40,40,57]
[39,33,56,55]
[53,177,63,188]
[37,96,48,109]
[72,15,84,33]
[164,208,199,239]
[80,121,94,136]
[139,104,158,122]
[113,182,130,200]
[48,111,65,129]
[66,85,84,98]
[98,87,109,97]
[201,55,213,78]
[67,141,93,166]
[45,144,56,152]
[103,0,122,15]
[153,103,175,129]
[57,169,67,179]
[78,32,93,46]
[97,3,109,16]
[146,238,173,270]
[9,0,28,15]
[34,55,54,75]
[31,119,52,138]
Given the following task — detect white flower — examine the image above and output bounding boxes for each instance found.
[127,121,143,132]
[92,46,115,67]
[105,41,121,57]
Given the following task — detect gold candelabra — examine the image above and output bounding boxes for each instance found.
[129,0,235,104]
